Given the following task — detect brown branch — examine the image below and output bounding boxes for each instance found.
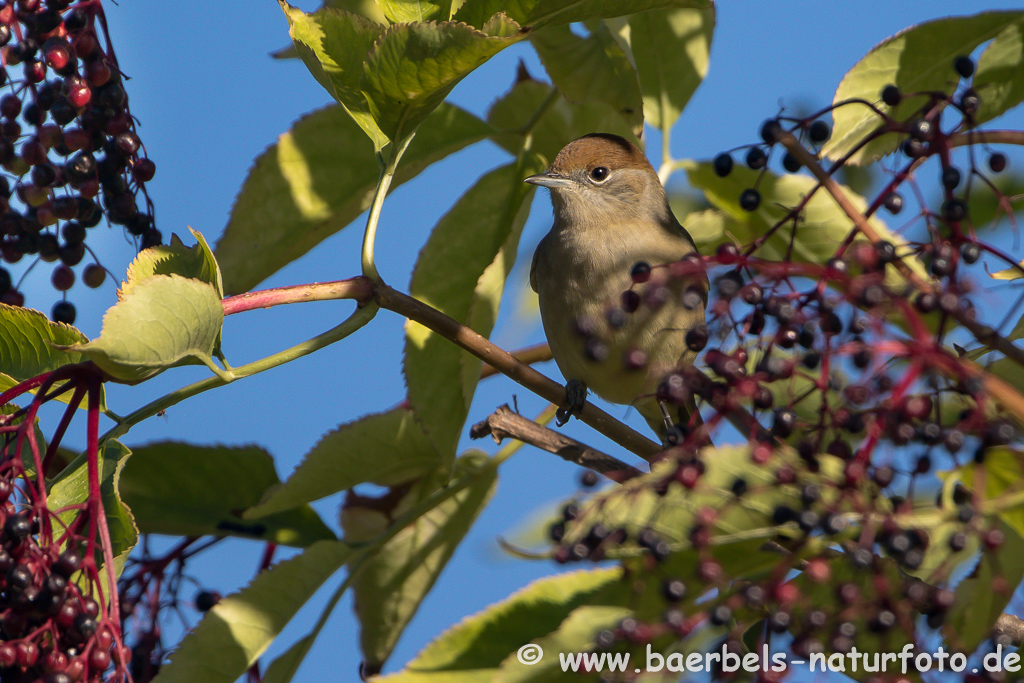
[221,277,374,316]
[994,613,1024,645]
[375,283,663,459]
[470,404,642,482]
[948,129,1024,149]
[778,130,1024,426]
[480,342,552,379]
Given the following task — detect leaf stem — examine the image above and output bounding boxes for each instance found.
[102,302,379,443]
[362,135,415,283]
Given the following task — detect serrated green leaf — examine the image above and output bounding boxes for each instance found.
[59,275,224,383]
[119,442,334,547]
[944,518,1024,652]
[627,6,714,136]
[122,227,223,299]
[281,2,389,149]
[217,103,491,295]
[681,160,929,281]
[48,439,137,584]
[496,606,631,681]
[260,635,315,683]
[283,2,522,148]
[362,20,525,144]
[376,567,626,681]
[0,304,105,408]
[487,78,638,169]
[824,11,1024,164]
[377,0,453,23]
[974,16,1024,125]
[153,540,352,683]
[404,160,539,460]
[244,406,442,520]
[343,453,497,672]
[275,0,388,58]
[454,0,712,32]
[531,23,644,136]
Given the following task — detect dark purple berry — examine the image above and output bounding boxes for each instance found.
[745,147,767,169]
[808,120,831,143]
[989,152,1007,173]
[954,55,974,79]
[712,153,732,177]
[51,300,76,324]
[739,188,760,211]
[881,84,901,106]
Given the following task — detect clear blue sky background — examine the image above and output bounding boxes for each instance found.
[17,1,1024,680]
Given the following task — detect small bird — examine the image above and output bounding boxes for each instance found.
[527,133,708,441]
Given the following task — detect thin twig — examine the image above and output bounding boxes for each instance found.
[470,404,642,482]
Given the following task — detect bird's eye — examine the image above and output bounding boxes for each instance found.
[589,166,610,182]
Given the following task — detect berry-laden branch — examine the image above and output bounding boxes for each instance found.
[777,130,1024,426]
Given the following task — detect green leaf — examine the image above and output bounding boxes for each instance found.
[217,103,491,295]
[48,439,138,584]
[496,606,631,681]
[454,0,712,32]
[57,275,224,383]
[487,77,638,170]
[376,567,626,681]
[122,227,223,299]
[153,539,352,683]
[531,23,644,135]
[404,160,539,460]
[627,6,714,136]
[824,11,1024,164]
[281,2,389,149]
[974,16,1024,124]
[0,303,104,407]
[681,160,929,280]
[274,0,388,58]
[119,442,334,547]
[948,447,1024,540]
[362,19,525,144]
[244,406,442,520]
[260,635,315,683]
[377,0,453,23]
[283,1,523,148]
[944,518,1024,652]
[343,453,497,673]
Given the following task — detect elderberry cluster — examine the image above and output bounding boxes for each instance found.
[0,494,128,682]
[550,54,1023,672]
[0,0,157,324]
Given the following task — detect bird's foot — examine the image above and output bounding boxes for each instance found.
[556,379,588,427]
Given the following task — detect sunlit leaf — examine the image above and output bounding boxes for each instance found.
[531,23,644,135]
[627,6,714,135]
[454,0,712,32]
[404,159,539,460]
[974,15,1024,124]
[122,227,223,299]
[57,275,223,383]
[343,453,497,673]
[217,103,491,294]
[245,405,442,520]
[376,567,626,681]
[153,540,352,683]
[824,11,1024,164]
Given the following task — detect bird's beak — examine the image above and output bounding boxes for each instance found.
[525,172,572,188]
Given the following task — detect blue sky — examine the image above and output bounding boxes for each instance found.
[17,1,1024,680]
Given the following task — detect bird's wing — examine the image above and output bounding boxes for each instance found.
[529,236,545,293]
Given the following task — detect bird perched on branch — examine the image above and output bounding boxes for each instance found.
[527,133,708,442]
